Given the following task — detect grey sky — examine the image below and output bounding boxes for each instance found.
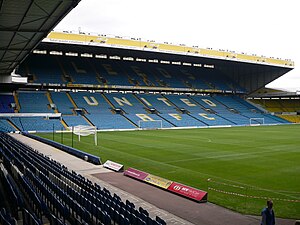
[55,0,300,91]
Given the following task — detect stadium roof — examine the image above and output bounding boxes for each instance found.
[0,0,81,78]
[46,31,295,68]
[249,87,300,98]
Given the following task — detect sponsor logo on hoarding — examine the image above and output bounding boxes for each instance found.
[103,160,124,172]
[168,182,207,202]
[124,167,207,202]
[124,168,149,181]
[144,174,172,189]
[173,185,181,191]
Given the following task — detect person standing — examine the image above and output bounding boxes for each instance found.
[261,199,275,225]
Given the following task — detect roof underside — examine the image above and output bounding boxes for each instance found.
[30,42,293,94]
[0,0,80,76]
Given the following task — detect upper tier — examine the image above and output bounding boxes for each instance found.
[18,53,246,93]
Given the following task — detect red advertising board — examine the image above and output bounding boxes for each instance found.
[168,182,208,202]
[124,168,149,181]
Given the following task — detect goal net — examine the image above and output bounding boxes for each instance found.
[138,120,162,129]
[249,118,265,126]
[71,125,97,145]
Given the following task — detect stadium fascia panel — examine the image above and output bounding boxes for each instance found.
[44,31,294,69]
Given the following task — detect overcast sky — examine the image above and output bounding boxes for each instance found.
[55,0,300,92]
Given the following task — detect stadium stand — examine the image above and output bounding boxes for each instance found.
[0,95,14,113]
[10,117,64,132]
[212,95,287,124]
[19,53,246,93]
[0,35,293,132]
[19,54,64,84]
[249,98,300,123]
[0,132,166,225]
[251,98,300,113]
[139,93,208,127]
[50,91,75,114]
[104,92,173,128]
[278,115,300,123]
[0,90,290,132]
[70,92,136,129]
[0,120,15,132]
[17,91,52,113]
[60,56,100,84]
[163,94,233,126]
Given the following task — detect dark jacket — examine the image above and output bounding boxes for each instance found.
[261,207,275,225]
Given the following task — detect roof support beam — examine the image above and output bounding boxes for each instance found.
[0,47,31,51]
[0,0,34,62]
[0,0,81,77]
[0,29,47,33]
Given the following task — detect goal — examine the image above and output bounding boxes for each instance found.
[71,125,98,145]
[249,118,265,126]
[138,120,162,129]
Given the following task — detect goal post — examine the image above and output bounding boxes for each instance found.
[71,125,98,145]
[249,118,265,126]
[138,120,163,129]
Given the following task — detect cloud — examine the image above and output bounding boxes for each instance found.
[55,0,300,91]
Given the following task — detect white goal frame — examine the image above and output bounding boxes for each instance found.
[138,120,163,129]
[70,125,97,145]
[249,118,265,126]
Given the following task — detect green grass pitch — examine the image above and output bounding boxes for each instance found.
[37,124,300,219]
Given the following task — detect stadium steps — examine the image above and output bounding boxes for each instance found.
[279,115,300,123]
[46,91,58,113]
[88,60,102,84]
[132,93,151,108]
[161,94,183,110]
[245,99,268,113]
[60,119,69,130]
[6,119,20,131]
[133,94,178,127]
[211,96,240,113]
[82,115,95,127]
[13,92,20,112]
[101,93,116,109]
[189,98,237,125]
[133,94,176,127]
[278,100,288,112]
[122,114,138,127]
[264,114,290,123]
[188,97,238,125]
[142,75,155,87]
[156,114,177,127]
[187,114,209,126]
[128,76,139,86]
[187,95,211,109]
[234,96,264,113]
[217,114,237,125]
[56,56,74,83]
[66,92,78,109]
[204,80,214,89]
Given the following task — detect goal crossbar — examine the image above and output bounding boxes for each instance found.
[70,125,97,145]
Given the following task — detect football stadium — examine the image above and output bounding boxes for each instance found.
[0,1,299,225]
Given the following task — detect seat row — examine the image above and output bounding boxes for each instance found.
[0,132,166,225]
